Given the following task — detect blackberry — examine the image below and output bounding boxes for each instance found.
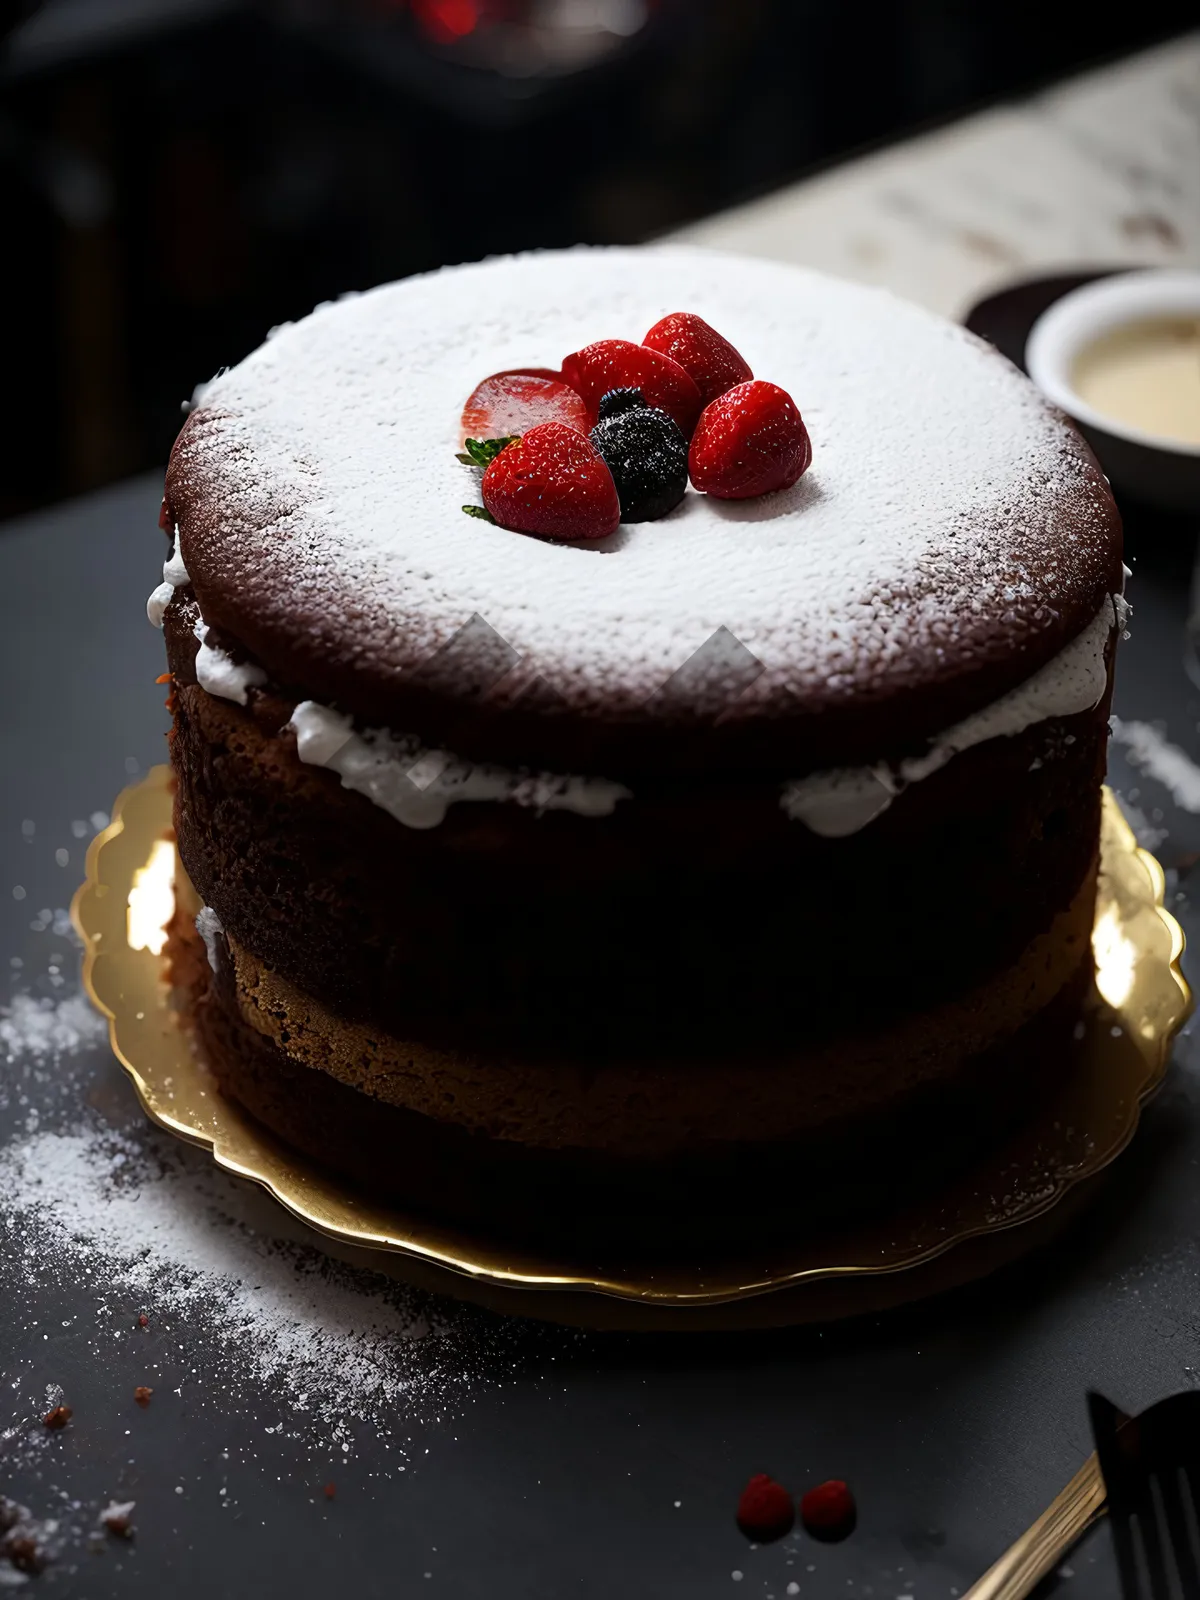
[590,392,688,522]
[597,387,648,420]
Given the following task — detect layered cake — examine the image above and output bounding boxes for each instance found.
[151,246,1124,1248]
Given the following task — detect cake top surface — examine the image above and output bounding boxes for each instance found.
[167,246,1122,776]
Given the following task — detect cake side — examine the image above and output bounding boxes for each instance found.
[165,590,1113,1057]
[177,916,1095,1249]
[214,878,1096,1155]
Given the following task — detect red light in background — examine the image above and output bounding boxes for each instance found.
[412,0,480,42]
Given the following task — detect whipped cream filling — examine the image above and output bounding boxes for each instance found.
[146,531,269,704]
[146,525,1122,836]
[195,906,225,974]
[287,701,631,831]
[144,534,629,825]
[193,617,267,707]
[146,531,189,627]
[781,594,1124,837]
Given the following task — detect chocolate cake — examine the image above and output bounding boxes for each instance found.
[150,246,1124,1249]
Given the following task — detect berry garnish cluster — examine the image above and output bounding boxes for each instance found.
[457,313,812,542]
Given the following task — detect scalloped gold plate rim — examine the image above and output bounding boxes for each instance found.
[73,770,1191,1320]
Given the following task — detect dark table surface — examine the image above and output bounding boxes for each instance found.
[2,470,1200,1600]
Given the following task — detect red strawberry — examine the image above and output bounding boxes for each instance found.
[643,312,752,407]
[799,1479,856,1542]
[688,380,811,500]
[481,422,620,542]
[735,1474,795,1542]
[460,371,589,447]
[561,339,703,438]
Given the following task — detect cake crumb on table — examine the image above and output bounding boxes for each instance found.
[98,1501,136,1539]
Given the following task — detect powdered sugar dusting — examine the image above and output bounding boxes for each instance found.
[0,993,107,1065]
[2,1129,442,1416]
[0,1099,534,1574]
[1111,717,1200,812]
[0,1116,527,1461]
[176,246,1117,719]
[1,968,538,1519]
[0,943,551,1586]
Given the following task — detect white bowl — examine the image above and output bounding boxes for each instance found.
[1025,269,1200,515]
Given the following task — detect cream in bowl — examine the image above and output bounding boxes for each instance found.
[1026,270,1200,514]
[1072,316,1200,446]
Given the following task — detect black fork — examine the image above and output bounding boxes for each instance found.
[1090,1391,1200,1600]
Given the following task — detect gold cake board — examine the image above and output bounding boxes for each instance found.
[73,768,1191,1331]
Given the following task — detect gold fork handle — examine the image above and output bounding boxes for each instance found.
[964,1453,1107,1600]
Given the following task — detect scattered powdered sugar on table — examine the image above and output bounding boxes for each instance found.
[1111,795,1169,852]
[1,939,535,1480]
[0,957,540,1577]
[0,993,106,1067]
[1,974,110,1130]
[1110,716,1200,814]
[0,1118,520,1460]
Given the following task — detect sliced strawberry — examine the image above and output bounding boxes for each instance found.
[561,339,703,438]
[505,367,564,382]
[688,380,812,500]
[460,371,588,447]
[481,422,620,542]
[643,312,752,407]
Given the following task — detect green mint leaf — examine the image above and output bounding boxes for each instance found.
[462,435,519,468]
[461,504,496,523]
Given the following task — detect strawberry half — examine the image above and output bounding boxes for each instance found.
[561,339,703,438]
[460,370,589,447]
[643,312,752,408]
[481,422,620,542]
[688,380,812,500]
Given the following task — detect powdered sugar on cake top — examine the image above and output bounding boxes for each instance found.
[175,246,1117,720]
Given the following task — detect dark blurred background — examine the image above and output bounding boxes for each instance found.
[1,0,1195,519]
